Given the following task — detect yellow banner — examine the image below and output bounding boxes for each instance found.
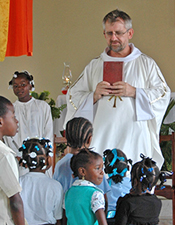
[0,0,10,61]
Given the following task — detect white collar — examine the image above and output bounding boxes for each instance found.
[72,179,104,193]
[101,43,142,63]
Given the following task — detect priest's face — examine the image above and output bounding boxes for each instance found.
[104,18,133,56]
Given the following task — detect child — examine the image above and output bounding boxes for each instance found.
[53,117,110,194]
[114,153,166,225]
[65,149,108,225]
[0,96,25,225]
[4,70,53,176]
[103,148,132,224]
[53,117,110,224]
[19,138,63,225]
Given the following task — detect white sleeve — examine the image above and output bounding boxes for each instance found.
[91,191,105,213]
[135,88,155,121]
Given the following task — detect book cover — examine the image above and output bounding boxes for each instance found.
[103,61,123,84]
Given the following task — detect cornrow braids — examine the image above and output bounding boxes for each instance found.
[66,117,93,149]
[70,148,101,178]
[131,153,166,192]
[9,71,35,91]
[103,149,132,184]
[19,138,53,171]
[0,96,12,117]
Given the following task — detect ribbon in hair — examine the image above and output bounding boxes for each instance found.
[109,148,125,167]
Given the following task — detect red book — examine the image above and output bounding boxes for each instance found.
[103,61,123,84]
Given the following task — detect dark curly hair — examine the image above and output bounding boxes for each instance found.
[103,148,132,183]
[131,154,166,192]
[19,138,53,171]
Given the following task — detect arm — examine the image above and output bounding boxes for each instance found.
[95,208,108,225]
[10,193,25,225]
[61,209,67,225]
[55,219,62,225]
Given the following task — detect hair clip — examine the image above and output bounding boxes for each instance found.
[48,152,53,157]
[35,146,40,151]
[148,167,153,172]
[22,144,26,149]
[32,161,37,165]
[13,74,17,78]
[29,152,37,158]
[42,165,47,170]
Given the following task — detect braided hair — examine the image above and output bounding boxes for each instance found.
[9,71,35,91]
[131,153,166,192]
[70,148,101,178]
[19,138,53,171]
[66,117,93,149]
[103,148,132,184]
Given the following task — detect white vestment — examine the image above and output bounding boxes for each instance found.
[4,97,53,157]
[64,44,171,168]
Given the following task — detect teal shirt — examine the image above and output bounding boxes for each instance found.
[65,182,103,225]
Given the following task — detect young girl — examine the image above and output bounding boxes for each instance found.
[19,138,63,225]
[53,117,110,224]
[103,149,132,224]
[0,96,25,225]
[114,153,166,225]
[65,149,108,225]
[53,117,110,194]
[4,71,53,176]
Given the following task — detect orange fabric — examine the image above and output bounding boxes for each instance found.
[6,0,33,57]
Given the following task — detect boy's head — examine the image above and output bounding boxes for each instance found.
[0,96,18,139]
[66,117,93,153]
[19,138,53,172]
[9,71,35,102]
[103,148,131,183]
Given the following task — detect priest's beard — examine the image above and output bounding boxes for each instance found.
[108,41,126,53]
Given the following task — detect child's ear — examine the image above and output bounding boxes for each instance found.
[0,117,3,127]
[46,156,52,170]
[78,167,86,178]
[86,135,92,147]
[29,84,32,91]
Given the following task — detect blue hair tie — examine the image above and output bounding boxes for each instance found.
[35,146,40,151]
[148,168,153,172]
[108,168,127,179]
[109,149,125,167]
[22,144,26,149]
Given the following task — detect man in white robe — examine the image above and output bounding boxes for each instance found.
[64,9,170,169]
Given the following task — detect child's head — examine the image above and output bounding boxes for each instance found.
[131,153,166,192]
[0,96,18,139]
[9,71,35,102]
[19,138,53,172]
[103,148,132,184]
[66,117,93,153]
[70,148,104,185]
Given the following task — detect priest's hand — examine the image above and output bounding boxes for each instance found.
[111,81,136,98]
[93,81,112,104]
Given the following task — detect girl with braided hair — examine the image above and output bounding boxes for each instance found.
[65,149,108,225]
[19,138,63,225]
[4,71,53,177]
[103,149,132,225]
[114,153,166,225]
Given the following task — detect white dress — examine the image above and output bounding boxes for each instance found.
[64,44,171,168]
